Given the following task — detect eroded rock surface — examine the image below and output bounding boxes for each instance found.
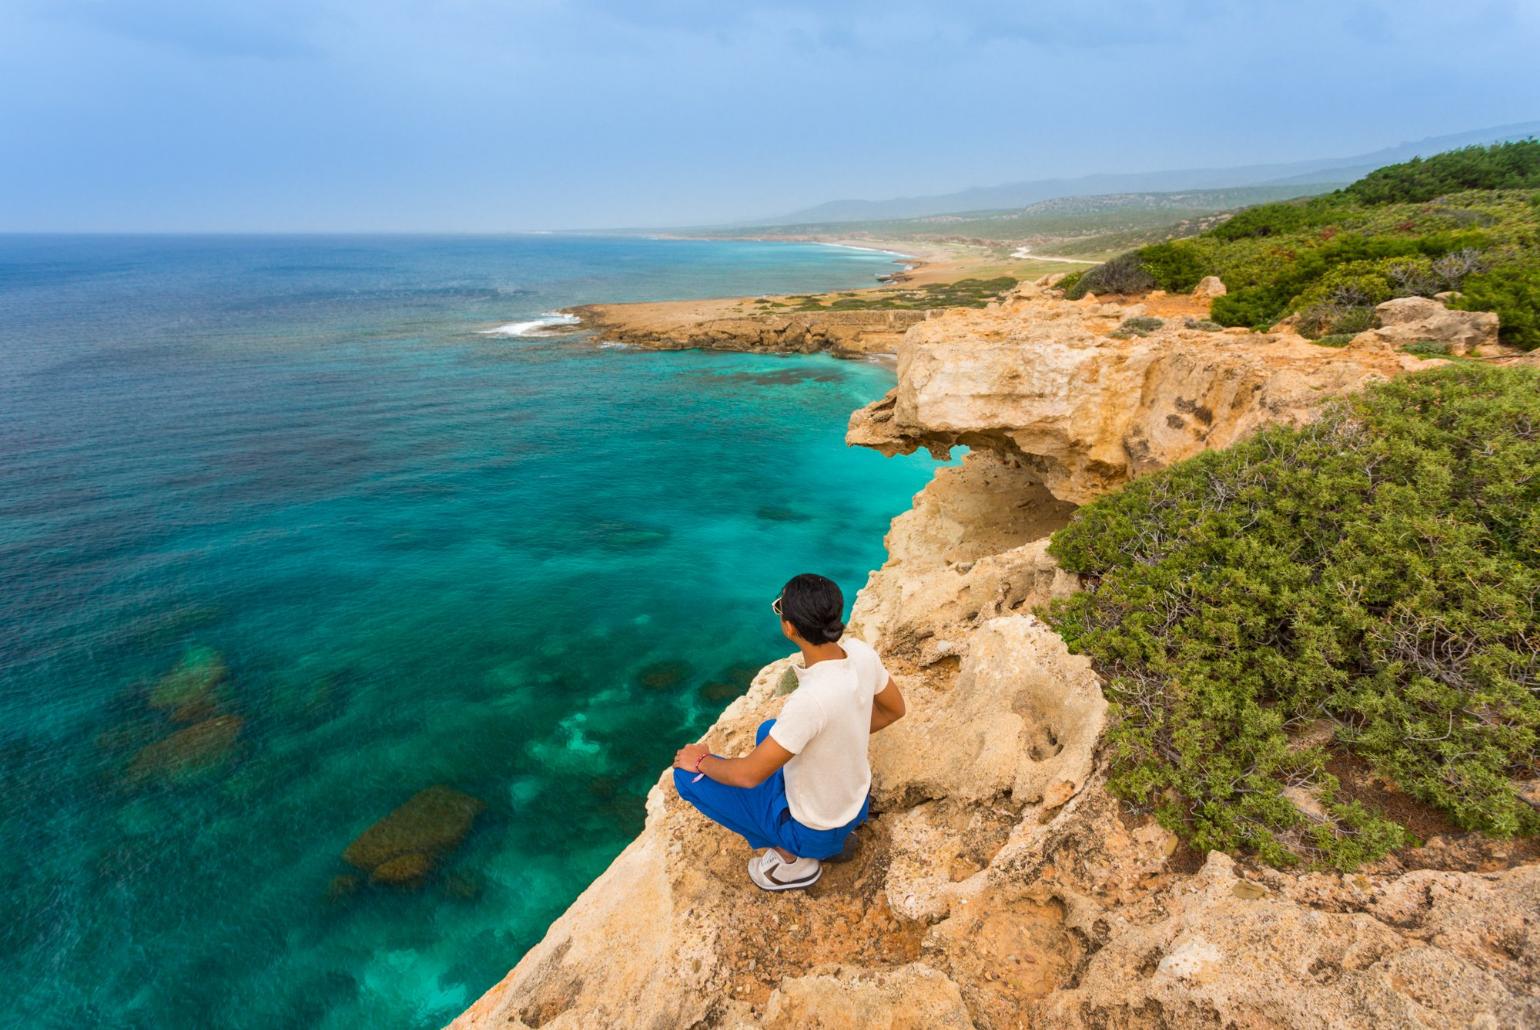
[1354,294,1504,356]
[454,622,1107,1030]
[454,283,1537,1029]
[849,281,1431,503]
[1192,275,1228,298]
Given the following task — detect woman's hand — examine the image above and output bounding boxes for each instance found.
[674,743,709,771]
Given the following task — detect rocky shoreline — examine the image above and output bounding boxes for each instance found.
[454,280,1540,1028]
[560,239,1084,359]
[569,300,931,358]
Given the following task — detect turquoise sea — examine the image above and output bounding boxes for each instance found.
[0,235,940,1028]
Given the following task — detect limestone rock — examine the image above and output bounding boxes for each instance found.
[1192,275,1227,298]
[1038,854,1540,1028]
[920,886,1082,1026]
[882,800,1013,921]
[1356,295,1501,355]
[761,963,973,1029]
[869,615,1106,810]
[850,296,1428,503]
[847,449,1078,665]
[571,303,927,357]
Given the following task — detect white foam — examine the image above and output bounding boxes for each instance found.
[479,312,581,337]
[818,242,914,259]
[597,340,631,350]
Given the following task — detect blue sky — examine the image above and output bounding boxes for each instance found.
[2,0,1537,231]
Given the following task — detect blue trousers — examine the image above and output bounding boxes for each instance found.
[673,719,869,860]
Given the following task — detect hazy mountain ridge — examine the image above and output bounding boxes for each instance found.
[681,184,1338,257]
[755,120,1540,226]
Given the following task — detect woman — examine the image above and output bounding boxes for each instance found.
[673,573,906,891]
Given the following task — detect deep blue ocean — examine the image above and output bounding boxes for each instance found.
[0,235,940,1028]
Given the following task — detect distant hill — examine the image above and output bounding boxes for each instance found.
[1059,138,1540,350]
[752,121,1540,226]
[715,184,1334,252]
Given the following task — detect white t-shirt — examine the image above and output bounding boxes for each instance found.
[769,637,889,830]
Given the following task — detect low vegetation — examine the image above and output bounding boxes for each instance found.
[1062,141,1540,349]
[1044,365,1540,870]
[764,276,1018,312]
[1110,316,1163,338]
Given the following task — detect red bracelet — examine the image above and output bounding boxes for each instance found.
[693,753,709,773]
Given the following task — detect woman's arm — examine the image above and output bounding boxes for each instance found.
[870,676,905,733]
[673,736,794,788]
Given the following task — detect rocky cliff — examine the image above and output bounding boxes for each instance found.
[453,282,1539,1029]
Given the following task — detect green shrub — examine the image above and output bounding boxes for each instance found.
[1069,144,1538,332]
[1063,251,1153,298]
[1044,365,1540,869]
[1343,139,1540,205]
[1111,316,1164,338]
[1211,197,1340,240]
[1452,255,1540,350]
[1295,303,1375,338]
[1211,283,1299,329]
[1183,317,1223,332]
[1137,240,1209,292]
[1054,269,1085,294]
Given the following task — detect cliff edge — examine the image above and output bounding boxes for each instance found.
[454,282,1540,1029]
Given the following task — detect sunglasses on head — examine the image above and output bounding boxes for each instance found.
[771,595,783,616]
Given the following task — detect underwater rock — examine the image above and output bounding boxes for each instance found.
[444,871,484,901]
[755,505,811,523]
[147,646,229,723]
[371,852,433,887]
[327,874,360,900]
[637,660,691,691]
[588,521,671,551]
[127,714,243,782]
[342,785,484,884]
[700,661,763,703]
[95,720,158,755]
[699,680,742,703]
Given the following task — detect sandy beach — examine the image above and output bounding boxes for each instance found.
[562,238,1096,355]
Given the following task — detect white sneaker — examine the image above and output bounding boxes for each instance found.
[747,850,822,891]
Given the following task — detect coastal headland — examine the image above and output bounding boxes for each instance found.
[564,240,1096,358]
[463,147,1540,1028]
[457,256,1540,1027]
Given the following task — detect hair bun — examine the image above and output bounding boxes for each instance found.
[823,618,846,639]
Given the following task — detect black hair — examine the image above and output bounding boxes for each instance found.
[777,573,845,644]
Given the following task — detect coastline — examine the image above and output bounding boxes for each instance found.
[560,238,1091,357]
[454,261,1540,1028]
